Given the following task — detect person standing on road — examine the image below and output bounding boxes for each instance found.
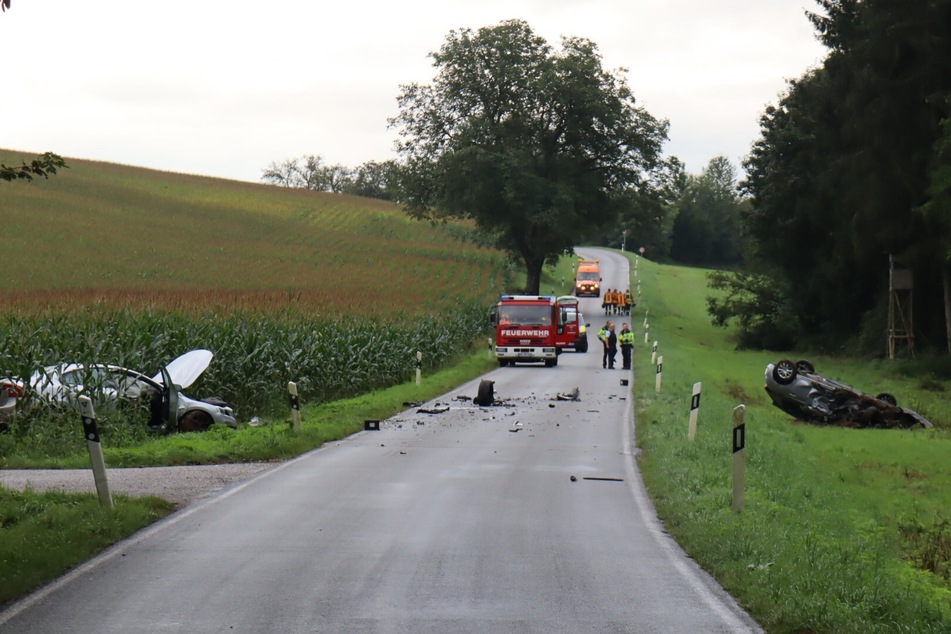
[619,323,634,370]
[598,322,610,368]
[607,322,618,369]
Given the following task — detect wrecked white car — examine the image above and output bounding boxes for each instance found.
[0,349,236,432]
[764,359,932,429]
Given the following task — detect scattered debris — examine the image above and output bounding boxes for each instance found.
[402,401,422,408]
[570,475,577,482]
[555,387,581,402]
[248,416,267,427]
[416,405,449,414]
[583,477,624,482]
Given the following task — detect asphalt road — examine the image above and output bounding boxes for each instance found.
[0,248,760,633]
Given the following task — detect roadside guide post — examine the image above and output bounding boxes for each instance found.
[487,336,493,359]
[732,405,746,512]
[655,355,663,393]
[416,351,423,386]
[643,309,648,328]
[651,341,658,365]
[288,381,301,433]
[78,396,113,509]
[644,326,650,345]
[688,382,701,441]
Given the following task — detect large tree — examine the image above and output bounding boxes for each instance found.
[389,19,669,293]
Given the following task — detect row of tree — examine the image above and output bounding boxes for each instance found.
[261,155,398,201]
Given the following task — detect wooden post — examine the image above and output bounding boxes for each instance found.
[688,382,701,441]
[732,405,746,512]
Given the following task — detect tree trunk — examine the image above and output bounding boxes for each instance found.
[524,257,544,295]
[944,265,951,354]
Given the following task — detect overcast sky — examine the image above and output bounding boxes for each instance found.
[2,1,827,184]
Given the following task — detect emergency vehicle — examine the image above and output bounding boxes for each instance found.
[491,295,585,366]
[574,259,602,297]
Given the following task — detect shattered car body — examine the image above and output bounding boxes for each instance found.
[0,349,237,432]
[764,359,932,429]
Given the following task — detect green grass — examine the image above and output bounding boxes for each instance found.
[0,489,175,606]
[630,253,951,632]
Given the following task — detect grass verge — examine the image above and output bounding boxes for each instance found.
[630,254,951,633]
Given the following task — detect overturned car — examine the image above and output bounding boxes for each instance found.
[764,359,932,429]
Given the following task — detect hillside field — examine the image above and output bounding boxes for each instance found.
[0,150,503,315]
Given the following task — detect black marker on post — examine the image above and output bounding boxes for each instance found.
[732,404,746,512]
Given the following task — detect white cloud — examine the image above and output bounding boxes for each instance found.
[0,0,826,181]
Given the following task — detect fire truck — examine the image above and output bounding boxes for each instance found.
[574,259,602,297]
[491,295,585,367]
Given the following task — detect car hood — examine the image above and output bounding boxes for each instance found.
[152,349,213,389]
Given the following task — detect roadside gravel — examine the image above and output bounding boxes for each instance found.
[0,463,275,508]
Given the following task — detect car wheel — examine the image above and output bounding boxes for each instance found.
[498,359,509,367]
[577,339,588,353]
[795,360,815,374]
[178,410,213,432]
[772,359,797,385]
[545,358,557,367]
[876,392,898,406]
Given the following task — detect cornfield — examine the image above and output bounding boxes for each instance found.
[0,303,491,452]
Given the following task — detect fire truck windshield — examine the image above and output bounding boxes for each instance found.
[498,304,552,325]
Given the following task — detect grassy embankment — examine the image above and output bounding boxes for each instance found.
[629,253,951,633]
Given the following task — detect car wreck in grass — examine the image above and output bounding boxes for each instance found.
[0,349,237,433]
[764,359,932,429]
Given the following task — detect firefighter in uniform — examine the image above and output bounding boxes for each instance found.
[619,323,635,369]
[623,288,634,315]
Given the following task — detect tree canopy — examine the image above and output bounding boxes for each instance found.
[389,19,670,293]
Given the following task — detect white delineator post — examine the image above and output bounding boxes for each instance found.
[732,405,746,512]
[655,355,663,393]
[651,341,658,365]
[644,326,650,344]
[78,396,113,509]
[288,381,301,433]
[487,336,493,359]
[416,351,423,386]
[688,382,701,441]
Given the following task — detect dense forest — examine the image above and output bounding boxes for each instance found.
[675,0,951,354]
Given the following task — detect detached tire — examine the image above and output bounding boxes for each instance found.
[772,359,798,385]
[474,379,495,407]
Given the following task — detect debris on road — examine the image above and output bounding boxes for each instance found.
[417,405,450,414]
[555,387,580,402]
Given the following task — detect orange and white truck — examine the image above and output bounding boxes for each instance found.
[491,295,585,367]
[574,259,602,297]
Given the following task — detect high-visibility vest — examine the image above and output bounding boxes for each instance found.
[624,291,633,305]
[619,330,635,346]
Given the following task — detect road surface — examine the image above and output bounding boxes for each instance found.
[0,248,760,633]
